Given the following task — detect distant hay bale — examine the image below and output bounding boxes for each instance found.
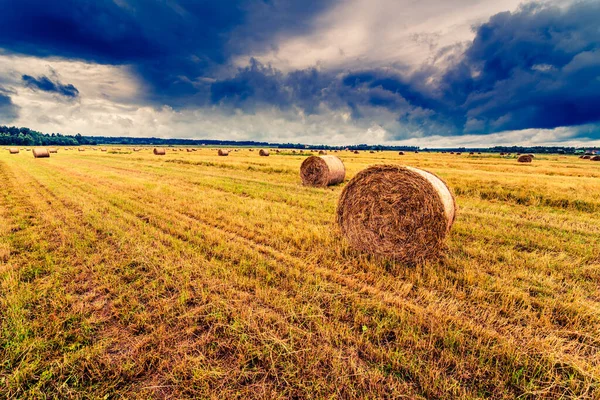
[48,148,58,153]
[337,165,456,263]
[456,152,462,155]
[9,148,19,154]
[517,154,533,163]
[187,148,193,152]
[218,149,229,156]
[179,148,183,151]
[469,152,474,155]
[399,151,405,155]
[78,148,85,152]
[101,148,107,152]
[414,151,419,154]
[153,148,166,155]
[276,149,280,153]
[591,155,600,161]
[259,149,270,157]
[353,150,359,154]
[370,150,375,153]
[292,150,297,154]
[583,155,591,159]
[32,148,50,158]
[450,152,455,155]
[319,150,327,155]
[249,149,254,152]
[500,152,505,156]
[300,155,346,187]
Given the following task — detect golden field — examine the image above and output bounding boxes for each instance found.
[1,148,599,399]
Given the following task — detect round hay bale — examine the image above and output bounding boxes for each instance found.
[450,152,455,155]
[337,165,456,263]
[353,150,359,154]
[370,150,375,154]
[259,149,270,157]
[499,152,505,156]
[300,155,346,187]
[187,148,193,152]
[591,155,600,161]
[398,151,405,155]
[218,149,229,156]
[318,150,327,155]
[78,148,85,152]
[48,148,58,154]
[276,149,280,153]
[153,148,166,155]
[583,155,591,159]
[32,148,50,158]
[101,148,107,152]
[456,152,462,155]
[469,152,474,155]
[517,154,533,163]
[9,148,19,154]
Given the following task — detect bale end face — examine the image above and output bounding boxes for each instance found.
[9,148,19,154]
[300,155,345,187]
[337,165,456,263]
[218,149,230,156]
[153,148,166,155]
[259,149,270,156]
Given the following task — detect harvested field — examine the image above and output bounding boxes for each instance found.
[1,150,600,399]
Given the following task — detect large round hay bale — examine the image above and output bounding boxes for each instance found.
[259,149,270,157]
[591,155,600,161]
[300,155,345,187]
[153,148,166,155]
[583,155,591,159]
[48,148,58,154]
[218,149,229,156]
[9,148,19,154]
[32,148,50,158]
[517,154,533,163]
[337,165,456,263]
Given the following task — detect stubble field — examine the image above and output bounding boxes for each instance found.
[1,148,599,399]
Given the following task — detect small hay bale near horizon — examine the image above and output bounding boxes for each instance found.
[78,148,85,152]
[318,150,327,155]
[101,148,107,152]
[259,149,270,157]
[353,150,359,154]
[49,148,58,154]
[218,149,230,156]
[32,148,50,158]
[399,151,405,155]
[300,155,345,187]
[153,148,166,155]
[187,148,193,152]
[9,148,19,154]
[337,165,456,263]
[518,154,533,163]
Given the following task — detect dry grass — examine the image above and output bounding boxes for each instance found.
[1,149,599,399]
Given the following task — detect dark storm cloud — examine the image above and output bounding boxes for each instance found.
[0,89,19,122]
[2,0,599,137]
[22,75,79,98]
[0,0,337,101]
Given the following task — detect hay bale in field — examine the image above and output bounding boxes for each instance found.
[153,148,166,155]
[32,148,50,158]
[500,152,505,156]
[300,155,345,187]
[218,149,229,156]
[583,155,591,159]
[450,151,455,154]
[370,150,375,153]
[9,148,19,154]
[337,165,456,263]
[249,149,254,152]
[276,149,280,153]
[353,150,360,154]
[517,154,533,163]
[259,149,270,157]
[399,151,405,155]
[414,151,419,154]
[186,148,193,152]
[456,152,462,155]
[469,152,474,155]
[528,154,535,158]
[101,148,107,152]
[591,155,600,161]
[78,148,85,152]
[319,150,327,155]
[48,148,58,153]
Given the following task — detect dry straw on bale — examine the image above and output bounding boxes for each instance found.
[49,148,58,153]
[218,149,230,156]
[9,148,19,154]
[259,149,270,157]
[591,155,600,161]
[153,148,166,155]
[32,148,50,158]
[300,155,345,187]
[337,165,456,263]
[517,154,533,163]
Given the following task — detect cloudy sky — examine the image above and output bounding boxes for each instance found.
[0,0,599,146]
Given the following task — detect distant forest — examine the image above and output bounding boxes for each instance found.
[0,125,595,153]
